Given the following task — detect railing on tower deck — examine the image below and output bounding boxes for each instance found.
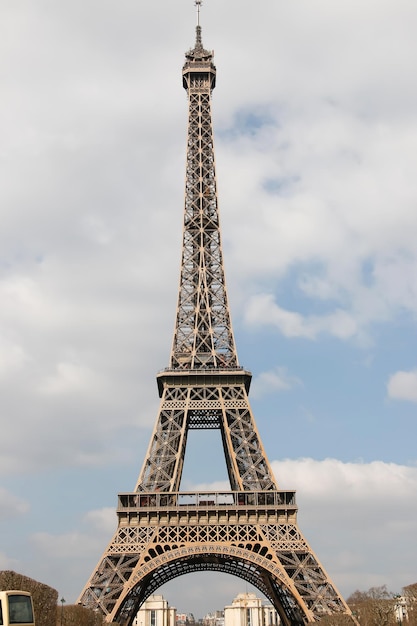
[117,490,297,512]
[183,61,214,71]
[159,366,249,374]
[156,366,253,395]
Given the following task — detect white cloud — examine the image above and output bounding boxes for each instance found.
[387,369,417,403]
[38,361,102,396]
[31,532,96,560]
[245,295,313,338]
[224,109,417,339]
[273,457,417,499]
[251,366,301,399]
[0,488,29,521]
[84,507,117,535]
[244,293,358,340]
[0,552,19,571]
[30,508,116,565]
[0,337,30,379]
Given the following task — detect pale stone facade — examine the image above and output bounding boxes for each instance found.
[224,593,280,626]
[134,595,176,626]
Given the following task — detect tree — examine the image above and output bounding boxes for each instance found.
[0,570,58,626]
[403,582,417,605]
[347,585,396,626]
[60,604,104,626]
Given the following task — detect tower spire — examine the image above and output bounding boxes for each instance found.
[187,5,210,61]
[195,0,202,27]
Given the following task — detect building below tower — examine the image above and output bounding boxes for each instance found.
[224,593,280,626]
[134,595,176,626]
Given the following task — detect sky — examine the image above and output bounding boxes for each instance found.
[0,0,417,619]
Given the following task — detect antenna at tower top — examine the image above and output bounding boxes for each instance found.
[195,0,202,26]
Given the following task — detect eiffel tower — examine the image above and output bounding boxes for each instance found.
[78,8,356,626]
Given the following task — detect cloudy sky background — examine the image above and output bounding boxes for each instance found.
[1,0,416,618]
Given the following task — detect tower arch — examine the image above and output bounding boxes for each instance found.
[112,549,309,626]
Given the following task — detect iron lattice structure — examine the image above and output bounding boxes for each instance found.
[78,23,357,626]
